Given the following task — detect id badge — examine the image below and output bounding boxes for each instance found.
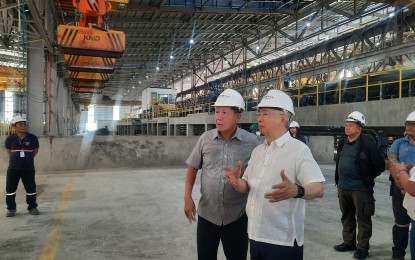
[20,151,25,158]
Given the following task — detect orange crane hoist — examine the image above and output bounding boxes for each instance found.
[72,81,106,89]
[64,55,116,73]
[57,0,127,94]
[73,0,111,28]
[69,71,110,82]
[72,87,103,93]
[57,25,125,58]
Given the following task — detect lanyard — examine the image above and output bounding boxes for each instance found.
[16,135,27,151]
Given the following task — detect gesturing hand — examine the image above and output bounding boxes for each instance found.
[224,161,242,188]
[264,170,298,203]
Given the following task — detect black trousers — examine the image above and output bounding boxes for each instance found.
[197,214,248,260]
[6,169,38,211]
[284,81,289,88]
[250,239,303,260]
[391,182,410,257]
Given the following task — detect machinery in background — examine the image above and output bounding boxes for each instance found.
[116,118,141,136]
[140,88,177,118]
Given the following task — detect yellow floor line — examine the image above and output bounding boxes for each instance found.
[39,178,73,260]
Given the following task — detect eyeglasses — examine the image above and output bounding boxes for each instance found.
[405,122,415,128]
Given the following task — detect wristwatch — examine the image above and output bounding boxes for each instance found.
[294,184,305,198]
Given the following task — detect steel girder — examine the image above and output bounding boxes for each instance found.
[179,13,415,98]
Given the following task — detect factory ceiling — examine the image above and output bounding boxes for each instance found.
[0,0,413,104]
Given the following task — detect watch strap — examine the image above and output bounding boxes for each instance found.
[294,184,305,198]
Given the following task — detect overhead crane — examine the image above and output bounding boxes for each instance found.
[73,88,103,93]
[57,0,126,95]
[68,71,110,82]
[71,81,106,89]
[63,55,116,73]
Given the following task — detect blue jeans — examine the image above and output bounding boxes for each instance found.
[411,219,415,260]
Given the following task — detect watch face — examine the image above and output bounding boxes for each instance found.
[300,186,305,197]
[296,184,304,198]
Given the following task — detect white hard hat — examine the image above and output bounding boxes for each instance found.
[345,111,365,126]
[289,121,300,128]
[213,89,245,111]
[11,115,27,125]
[254,89,295,115]
[406,111,415,122]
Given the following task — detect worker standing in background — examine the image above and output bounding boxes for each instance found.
[388,111,415,260]
[289,121,307,144]
[284,72,291,89]
[4,116,40,217]
[334,111,385,260]
[224,89,325,260]
[184,89,260,260]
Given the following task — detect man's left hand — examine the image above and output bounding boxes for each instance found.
[264,170,297,203]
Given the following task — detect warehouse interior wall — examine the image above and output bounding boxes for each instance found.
[0,135,334,172]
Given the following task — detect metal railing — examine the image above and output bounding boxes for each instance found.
[286,67,415,107]
[140,66,415,120]
[0,122,13,136]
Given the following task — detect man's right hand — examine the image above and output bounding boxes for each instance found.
[184,197,196,223]
[224,160,242,188]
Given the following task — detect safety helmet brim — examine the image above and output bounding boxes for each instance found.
[345,118,363,125]
[11,116,27,125]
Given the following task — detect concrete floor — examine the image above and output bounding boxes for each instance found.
[0,164,410,260]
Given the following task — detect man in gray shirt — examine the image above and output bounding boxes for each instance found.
[184,89,260,260]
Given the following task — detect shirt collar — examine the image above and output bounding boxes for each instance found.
[212,127,242,141]
[265,131,291,147]
[346,135,360,144]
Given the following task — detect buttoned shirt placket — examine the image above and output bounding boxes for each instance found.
[249,142,277,237]
[218,140,231,221]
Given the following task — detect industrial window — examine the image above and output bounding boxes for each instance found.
[113,105,120,120]
[5,91,14,122]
